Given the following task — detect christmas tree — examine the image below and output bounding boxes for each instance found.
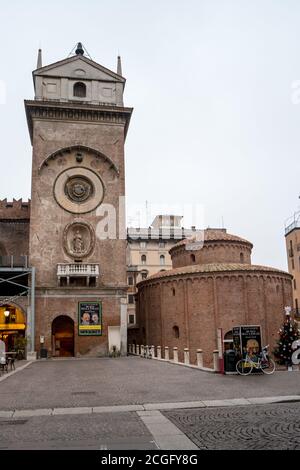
[273,307,300,366]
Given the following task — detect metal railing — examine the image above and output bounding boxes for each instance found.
[0,255,29,268]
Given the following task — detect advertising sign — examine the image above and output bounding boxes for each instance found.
[232,325,261,360]
[78,302,102,336]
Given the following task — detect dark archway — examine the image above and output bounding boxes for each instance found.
[52,316,74,357]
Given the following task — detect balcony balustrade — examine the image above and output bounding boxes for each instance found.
[57,263,99,287]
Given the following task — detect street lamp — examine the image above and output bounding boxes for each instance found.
[4,310,10,318]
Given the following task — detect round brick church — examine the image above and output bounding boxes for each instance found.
[135,229,293,367]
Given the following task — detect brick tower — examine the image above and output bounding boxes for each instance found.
[25,43,132,357]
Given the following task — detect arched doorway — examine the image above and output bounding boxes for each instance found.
[52,316,74,357]
[0,304,26,352]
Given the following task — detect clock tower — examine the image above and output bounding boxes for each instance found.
[25,43,132,357]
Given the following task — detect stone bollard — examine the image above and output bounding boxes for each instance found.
[173,347,178,363]
[140,345,144,357]
[150,345,155,358]
[213,350,220,372]
[128,344,131,354]
[157,346,162,359]
[196,349,203,368]
[145,345,149,358]
[136,345,140,355]
[184,348,190,365]
[164,346,169,360]
[133,344,136,355]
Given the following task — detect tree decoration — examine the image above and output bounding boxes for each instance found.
[273,307,300,366]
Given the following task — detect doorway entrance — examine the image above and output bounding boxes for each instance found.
[52,316,74,357]
[0,304,26,353]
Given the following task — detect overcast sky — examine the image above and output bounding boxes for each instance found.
[1,0,300,270]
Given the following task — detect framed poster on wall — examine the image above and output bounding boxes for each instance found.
[232,325,261,359]
[78,302,102,336]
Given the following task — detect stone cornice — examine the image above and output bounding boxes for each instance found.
[24,99,133,144]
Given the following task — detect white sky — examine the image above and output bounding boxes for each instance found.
[0,0,300,270]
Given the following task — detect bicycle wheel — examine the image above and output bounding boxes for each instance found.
[261,358,276,375]
[236,359,253,375]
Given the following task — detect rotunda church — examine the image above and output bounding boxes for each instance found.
[135,228,293,367]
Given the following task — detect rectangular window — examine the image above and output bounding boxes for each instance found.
[292,258,295,270]
[128,294,135,304]
[294,279,297,290]
[296,298,299,315]
[140,241,147,249]
[128,277,133,286]
[159,241,165,248]
[128,314,135,324]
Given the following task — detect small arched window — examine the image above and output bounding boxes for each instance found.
[73,82,86,98]
[172,288,176,296]
[160,255,165,266]
[141,255,147,265]
[240,252,244,263]
[191,254,196,263]
[173,325,180,339]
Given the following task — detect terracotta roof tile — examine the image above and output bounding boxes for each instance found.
[169,229,252,252]
[137,263,291,285]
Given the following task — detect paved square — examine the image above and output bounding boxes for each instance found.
[0,357,299,411]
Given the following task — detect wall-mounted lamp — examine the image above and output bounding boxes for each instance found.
[4,310,10,317]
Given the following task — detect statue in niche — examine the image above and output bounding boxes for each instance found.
[73,230,85,253]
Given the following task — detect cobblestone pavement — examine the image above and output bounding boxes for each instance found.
[164,402,300,450]
[0,412,157,450]
[1,357,300,410]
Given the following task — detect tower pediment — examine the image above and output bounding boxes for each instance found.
[33,55,125,83]
[33,53,125,106]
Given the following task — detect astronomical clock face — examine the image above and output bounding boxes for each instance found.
[53,167,104,214]
[65,176,94,203]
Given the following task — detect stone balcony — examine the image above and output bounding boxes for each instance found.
[57,263,99,287]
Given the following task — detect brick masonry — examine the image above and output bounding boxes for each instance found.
[134,230,293,367]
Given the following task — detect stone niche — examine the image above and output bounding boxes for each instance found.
[63,220,95,259]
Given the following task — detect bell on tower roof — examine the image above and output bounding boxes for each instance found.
[75,42,84,55]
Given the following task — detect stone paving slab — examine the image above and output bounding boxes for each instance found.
[0,411,13,418]
[202,398,251,407]
[52,407,93,415]
[93,404,144,413]
[246,395,300,404]
[138,410,198,450]
[144,401,206,410]
[13,409,52,417]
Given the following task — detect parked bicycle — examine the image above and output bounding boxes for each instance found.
[236,345,275,375]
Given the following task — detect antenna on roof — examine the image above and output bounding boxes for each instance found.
[67,42,93,60]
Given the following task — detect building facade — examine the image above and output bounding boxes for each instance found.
[285,210,300,316]
[135,229,293,367]
[126,215,200,329]
[0,43,133,357]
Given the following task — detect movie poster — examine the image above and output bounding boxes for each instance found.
[232,325,261,359]
[78,302,102,336]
